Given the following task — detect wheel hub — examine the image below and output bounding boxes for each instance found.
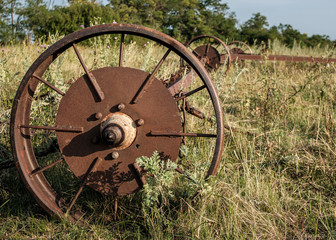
[100,112,136,149]
[55,67,182,196]
[230,47,245,54]
[193,45,221,70]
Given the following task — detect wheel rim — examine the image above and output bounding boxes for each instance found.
[183,35,232,74]
[228,41,253,55]
[10,24,225,221]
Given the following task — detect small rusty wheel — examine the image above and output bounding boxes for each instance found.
[228,41,253,55]
[183,35,232,74]
[10,24,224,222]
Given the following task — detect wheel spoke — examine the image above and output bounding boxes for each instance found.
[72,43,105,101]
[193,49,201,58]
[132,162,147,186]
[67,157,103,213]
[149,131,216,138]
[182,98,187,144]
[30,158,64,176]
[205,44,210,56]
[175,167,197,183]
[185,101,205,119]
[119,34,125,67]
[132,49,172,103]
[189,43,203,58]
[32,74,65,96]
[114,197,118,220]
[189,46,195,52]
[20,125,83,132]
[175,85,206,101]
[215,43,221,49]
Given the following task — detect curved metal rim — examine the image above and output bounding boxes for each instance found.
[10,24,225,219]
[228,41,253,54]
[185,34,232,74]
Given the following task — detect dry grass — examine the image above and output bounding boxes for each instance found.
[0,36,336,239]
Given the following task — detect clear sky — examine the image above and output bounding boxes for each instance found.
[52,0,336,40]
[225,0,336,40]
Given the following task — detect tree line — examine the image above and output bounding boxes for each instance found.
[0,0,335,48]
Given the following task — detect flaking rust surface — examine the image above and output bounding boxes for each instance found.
[56,67,182,196]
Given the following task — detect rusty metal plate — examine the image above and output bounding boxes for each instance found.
[56,67,182,196]
[228,41,253,55]
[230,47,245,54]
[193,45,221,70]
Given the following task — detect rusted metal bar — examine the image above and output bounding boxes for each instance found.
[119,33,125,67]
[67,157,103,213]
[175,168,196,182]
[73,43,105,101]
[175,85,206,102]
[20,125,83,132]
[114,197,118,220]
[30,158,64,176]
[182,97,187,144]
[32,74,65,96]
[132,48,172,103]
[132,162,147,186]
[150,131,216,138]
[184,101,205,119]
[227,53,336,63]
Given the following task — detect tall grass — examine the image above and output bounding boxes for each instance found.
[0,37,336,239]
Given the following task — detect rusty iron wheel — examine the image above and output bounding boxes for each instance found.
[10,24,224,222]
[183,35,232,74]
[228,41,253,55]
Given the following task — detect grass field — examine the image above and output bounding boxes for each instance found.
[1,35,336,239]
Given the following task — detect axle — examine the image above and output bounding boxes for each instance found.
[221,53,336,64]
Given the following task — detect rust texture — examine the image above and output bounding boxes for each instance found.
[10,24,225,221]
[228,41,253,55]
[56,67,182,196]
[183,35,232,73]
[229,53,336,63]
[186,35,336,74]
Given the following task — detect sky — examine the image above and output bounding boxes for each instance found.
[225,0,336,40]
[53,0,336,40]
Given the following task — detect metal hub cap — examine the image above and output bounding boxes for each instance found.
[100,112,136,150]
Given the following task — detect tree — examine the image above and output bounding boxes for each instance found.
[0,0,10,42]
[2,0,333,47]
[199,1,238,40]
[20,1,118,39]
[278,24,306,47]
[240,12,271,44]
[268,26,282,42]
[108,0,140,24]
[18,0,48,42]
[307,34,333,48]
[0,0,25,43]
[161,0,203,40]
[242,12,268,30]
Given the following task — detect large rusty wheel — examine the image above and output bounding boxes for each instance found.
[183,35,232,74]
[228,41,253,55]
[10,24,224,222]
